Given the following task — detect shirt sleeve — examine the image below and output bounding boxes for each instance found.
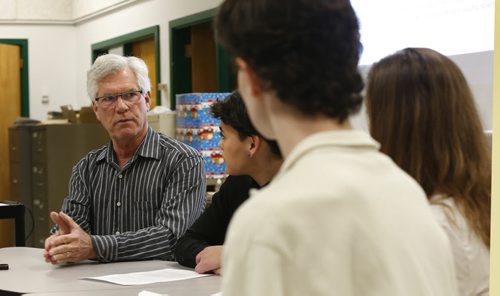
[174,175,257,268]
[61,152,204,262]
[174,186,227,268]
[429,203,471,288]
[59,160,94,234]
[222,240,285,295]
[174,221,212,268]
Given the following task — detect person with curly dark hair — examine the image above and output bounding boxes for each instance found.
[214,0,458,295]
[174,91,282,275]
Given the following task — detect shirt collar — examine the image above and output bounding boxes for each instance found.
[96,127,161,164]
[277,129,380,177]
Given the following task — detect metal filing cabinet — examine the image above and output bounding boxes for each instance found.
[9,123,109,247]
[8,125,34,246]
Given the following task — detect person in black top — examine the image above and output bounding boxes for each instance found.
[175,91,282,274]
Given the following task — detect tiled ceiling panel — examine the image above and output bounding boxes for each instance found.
[0,0,138,23]
[72,0,129,20]
[0,0,16,19]
[17,0,73,20]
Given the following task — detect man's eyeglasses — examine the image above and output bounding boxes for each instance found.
[94,90,144,108]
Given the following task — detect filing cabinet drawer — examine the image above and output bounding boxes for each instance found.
[31,129,47,163]
[32,198,49,247]
[9,129,20,162]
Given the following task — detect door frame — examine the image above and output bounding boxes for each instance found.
[0,39,29,117]
[169,8,235,109]
[91,26,161,105]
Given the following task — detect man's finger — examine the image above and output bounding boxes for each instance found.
[50,252,68,265]
[59,212,80,229]
[44,233,57,251]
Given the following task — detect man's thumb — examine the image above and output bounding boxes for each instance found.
[59,212,80,229]
[50,212,71,234]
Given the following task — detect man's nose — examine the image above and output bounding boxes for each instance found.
[115,96,129,111]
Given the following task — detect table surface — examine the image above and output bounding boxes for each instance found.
[0,247,221,296]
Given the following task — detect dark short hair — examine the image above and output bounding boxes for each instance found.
[211,91,281,157]
[214,0,363,122]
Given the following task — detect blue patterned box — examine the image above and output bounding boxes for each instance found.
[201,150,226,177]
[176,128,200,150]
[198,126,221,150]
[175,93,230,178]
[175,93,230,128]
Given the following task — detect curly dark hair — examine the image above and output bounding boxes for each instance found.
[211,91,282,157]
[214,0,363,122]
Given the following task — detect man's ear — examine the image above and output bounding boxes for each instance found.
[92,101,101,122]
[235,57,262,97]
[144,91,152,110]
[248,135,262,158]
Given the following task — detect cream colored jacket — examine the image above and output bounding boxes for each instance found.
[431,196,489,296]
[222,130,458,296]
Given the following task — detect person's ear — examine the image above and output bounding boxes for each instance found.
[248,135,262,158]
[235,57,262,97]
[144,91,152,110]
[92,101,101,122]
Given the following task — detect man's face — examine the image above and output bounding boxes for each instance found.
[92,68,151,144]
[218,122,252,175]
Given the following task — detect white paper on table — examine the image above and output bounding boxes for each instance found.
[138,290,168,296]
[83,268,211,285]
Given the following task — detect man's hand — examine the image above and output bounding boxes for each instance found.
[43,212,96,264]
[194,245,223,275]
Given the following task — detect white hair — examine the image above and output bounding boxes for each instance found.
[87,54,151,100]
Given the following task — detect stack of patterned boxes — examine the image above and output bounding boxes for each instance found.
[175,93,230,179]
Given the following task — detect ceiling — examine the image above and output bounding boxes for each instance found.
[0,0,141,24]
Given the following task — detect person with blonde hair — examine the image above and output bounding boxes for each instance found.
[366,47,490,296]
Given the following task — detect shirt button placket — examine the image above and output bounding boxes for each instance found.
[115,173,124,235]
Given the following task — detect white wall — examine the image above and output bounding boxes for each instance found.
[74,0,223,109]
[0,0,493,128]
[352,0,494,65]
[0,25,77,120]
[0,0,222,120]
[351,51,494,132]
[452,51,494,131]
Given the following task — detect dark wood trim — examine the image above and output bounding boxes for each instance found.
[169,8,235,108]
[169,8,217,29]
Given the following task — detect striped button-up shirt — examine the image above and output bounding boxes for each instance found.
[60,127,206,262]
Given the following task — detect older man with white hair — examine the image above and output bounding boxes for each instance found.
[43,54,206,264]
